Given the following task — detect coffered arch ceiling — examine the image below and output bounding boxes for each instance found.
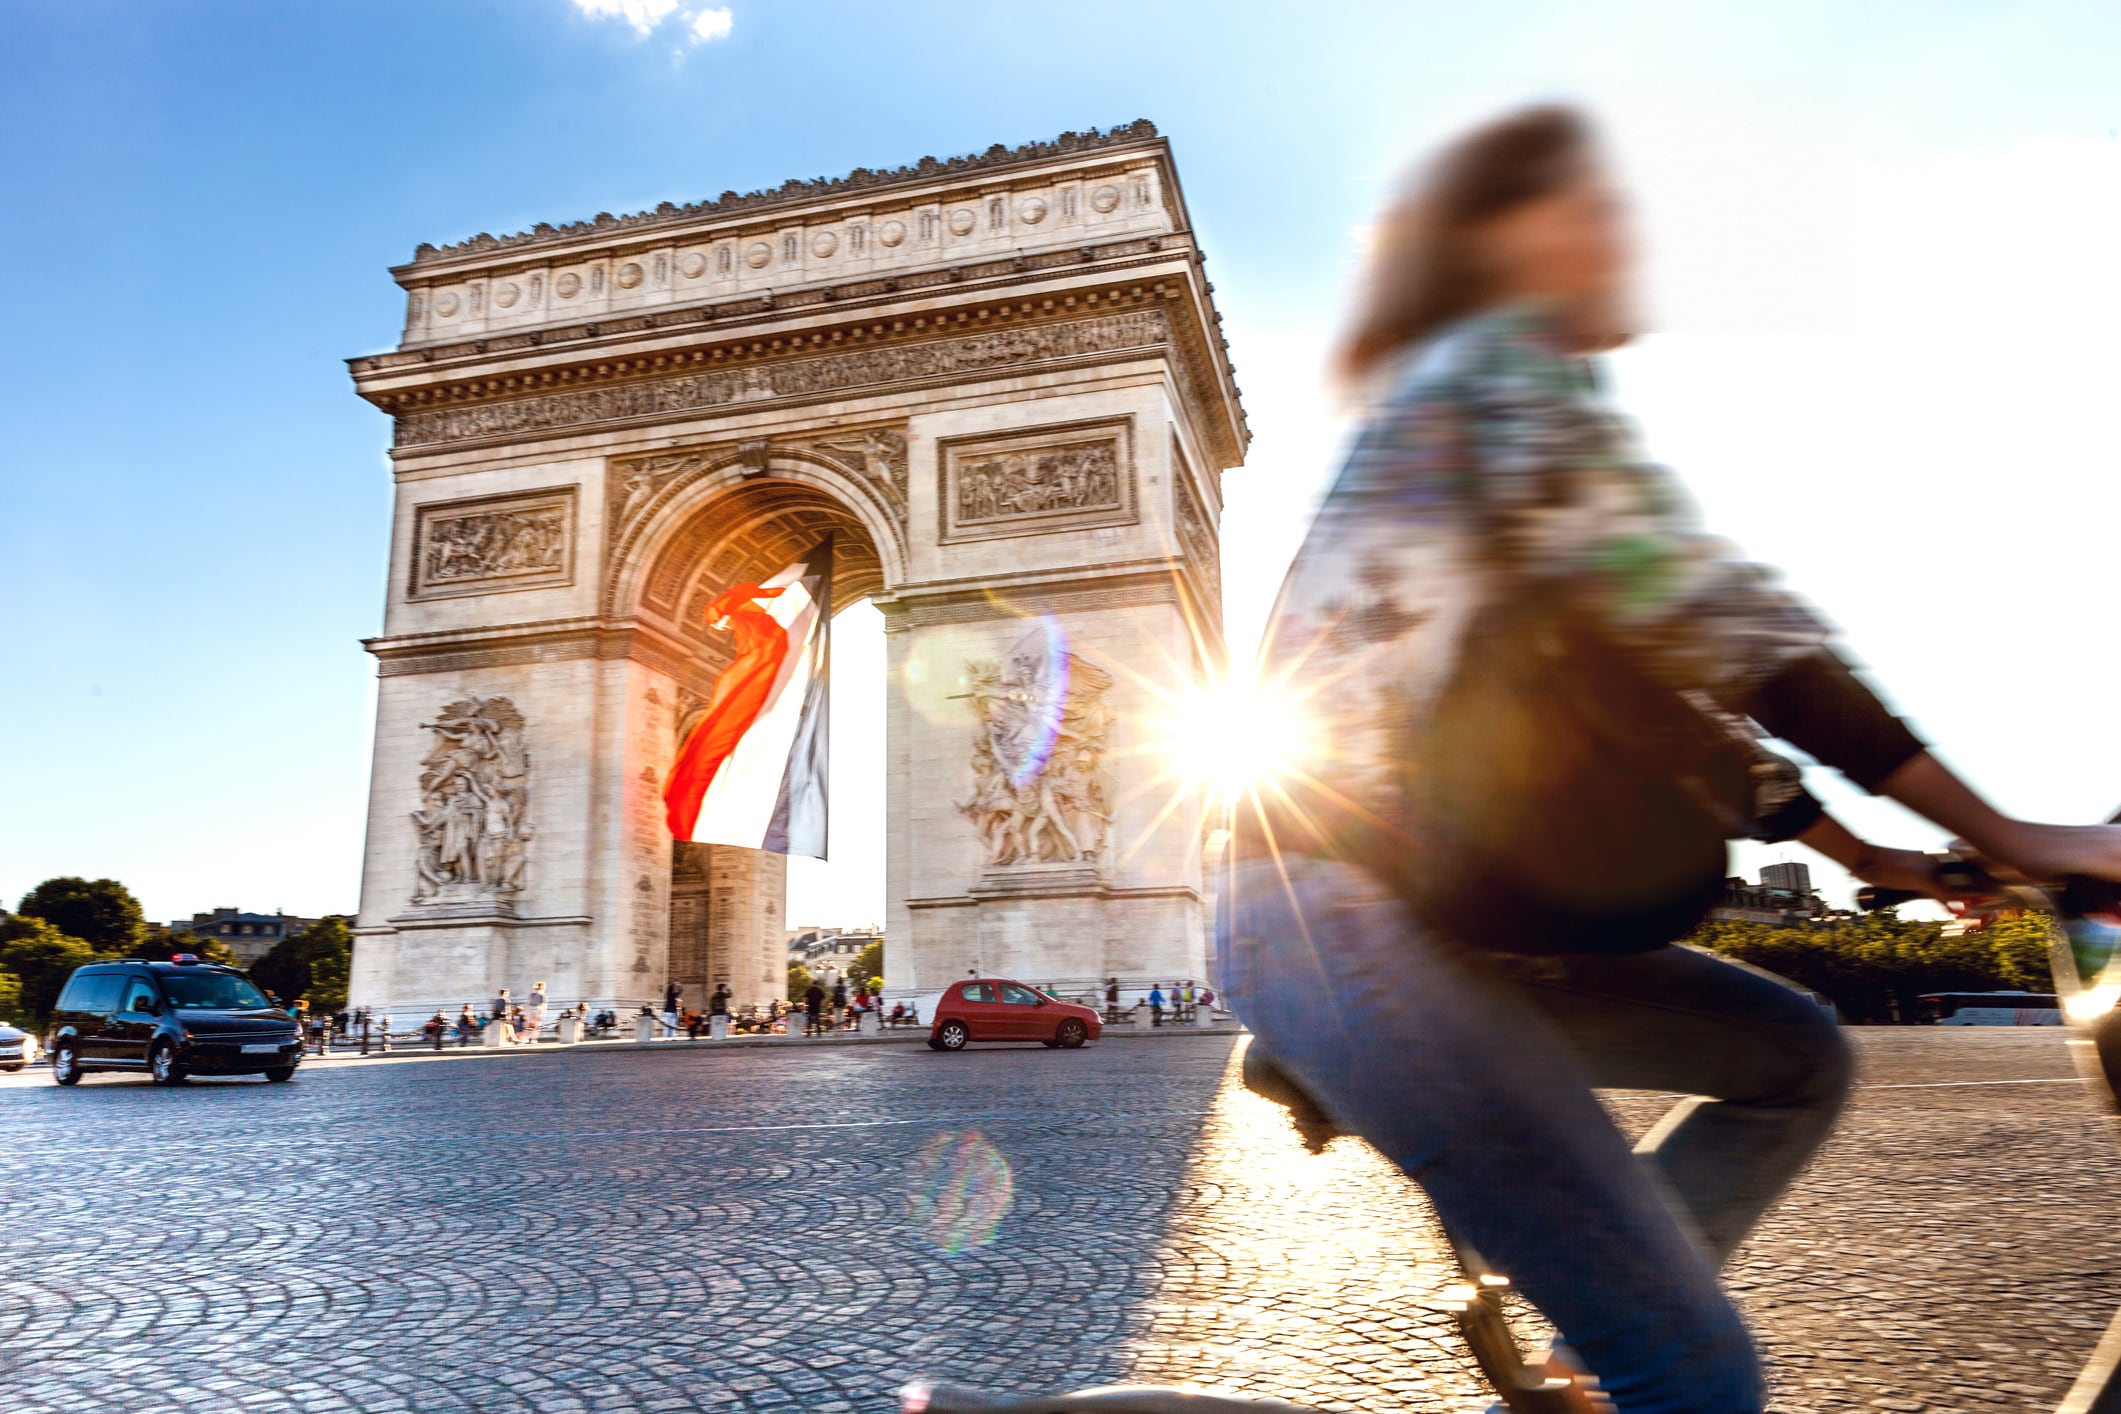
[636,477,884,650]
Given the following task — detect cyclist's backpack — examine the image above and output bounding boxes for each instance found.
[1397,583,1754,955]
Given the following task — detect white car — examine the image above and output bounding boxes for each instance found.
[0,1023,36,1073]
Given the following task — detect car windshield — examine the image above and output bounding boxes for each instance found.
[160,972,273,1011]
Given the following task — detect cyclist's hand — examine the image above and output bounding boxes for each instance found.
[1987,822,2121,884]
[1850,844,1965,902]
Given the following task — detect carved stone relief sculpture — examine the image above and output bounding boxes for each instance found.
[411,488,577,598]
[938,416,1135,543]
[411,697,533,905]
[956,629,1113,868]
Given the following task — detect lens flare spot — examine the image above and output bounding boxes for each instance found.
[1156,670,1320,803]
[905,1132,1015,1253]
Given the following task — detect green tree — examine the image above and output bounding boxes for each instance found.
[251,917,353,1013]
[0,965,23,1027]
[0,917,99,1022]
[15,877,147,956]
[788,961,817,1003]
[847,940,884,990]
[134,931,240,967]
[1689,910,2060,1023]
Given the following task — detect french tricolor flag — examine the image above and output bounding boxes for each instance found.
[663,537,831,858]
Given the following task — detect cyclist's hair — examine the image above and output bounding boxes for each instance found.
[1335,104,1598,389]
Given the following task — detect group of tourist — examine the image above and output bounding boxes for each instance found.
[1099,978,1216,1027]
[658,976,889,1038]
[415,981,559,1049]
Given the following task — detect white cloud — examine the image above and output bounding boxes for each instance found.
[571,0,680,36]
[570,0,730,43]
[688,7,733,43]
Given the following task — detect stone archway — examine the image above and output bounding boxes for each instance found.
[624,461,893,1015]
[344,123,1246,1020]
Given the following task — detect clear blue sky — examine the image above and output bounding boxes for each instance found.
[6,1,2121,925]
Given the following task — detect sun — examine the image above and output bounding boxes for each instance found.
[1155,669,1320,806]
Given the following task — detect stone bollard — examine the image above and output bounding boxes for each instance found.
[1132,1001,1154,1033]
[710,1014,729,1041]
[859,1009,880,1036]
[556,1015,582,1045]
[634,1013,658,1043]
[481,1019,509,1047]
[1192,1004,1215,1030]
[378,1018,392,1052]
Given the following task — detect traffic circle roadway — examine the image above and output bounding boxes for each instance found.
[0,1030,2110,1413]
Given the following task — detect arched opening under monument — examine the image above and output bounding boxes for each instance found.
[632,469,893,1015]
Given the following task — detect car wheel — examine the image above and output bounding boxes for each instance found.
[1057,1019,1088,1049]
[937,1020,970,1052]
[264,1066,296,1083]
[149,1040,189,1086]
[1,1063,22,1073]
[51,1046,81,1086]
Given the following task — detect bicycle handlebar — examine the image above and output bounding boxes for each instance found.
[1853,861,2121,919]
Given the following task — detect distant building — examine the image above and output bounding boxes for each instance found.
[785,926,884,982]
[165,909,326,966]
[1709,869,1837,927]
[1760,861,1812,895]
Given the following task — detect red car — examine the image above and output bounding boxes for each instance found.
[927,978,1101,1051]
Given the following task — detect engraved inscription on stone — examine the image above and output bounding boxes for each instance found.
[939,416,1135,543]
[410,696,532,906]
[411,487,576,598]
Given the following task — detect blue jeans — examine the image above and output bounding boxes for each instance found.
[1219,854,1853,1414]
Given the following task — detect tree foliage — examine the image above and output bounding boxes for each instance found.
[0,916,100,1022]
[0,966,22,1027]
[15,877,146,956]
[135,931,241,967]
[788,961,817,1003]
[1688,911,2060,1023]
[848,940,884,990]
[250,917,353,1013]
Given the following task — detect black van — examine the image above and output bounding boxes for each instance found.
[46,959,303,1085]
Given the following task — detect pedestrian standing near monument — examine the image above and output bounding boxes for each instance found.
[455,1004,477,1046]
[710,983,731,1019]
[492,987,510,1030]
[831,976,848,1029]
[804,981,826,1037]
[1104,977,1120,1021]
[1147,984,1166,1027]
[663,982,682,1038]
[526,981,548,1043]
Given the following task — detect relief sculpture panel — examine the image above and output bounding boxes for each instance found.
[938,416,1134,543]
[957,626,1113,868]
[411,696,533,907]
[410,487,576,599]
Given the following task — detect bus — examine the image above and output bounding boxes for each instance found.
[1917,991,2062,1026]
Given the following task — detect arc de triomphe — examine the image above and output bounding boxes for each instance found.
[344,122,1247,1019]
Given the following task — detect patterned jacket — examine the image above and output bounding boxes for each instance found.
[1258,302,1922,859]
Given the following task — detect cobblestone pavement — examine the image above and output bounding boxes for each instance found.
[0,1030,2114,1413]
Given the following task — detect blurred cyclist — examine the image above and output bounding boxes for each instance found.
[1223,105,2121,1414]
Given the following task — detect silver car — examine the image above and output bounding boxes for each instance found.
[0,1022,35,1073]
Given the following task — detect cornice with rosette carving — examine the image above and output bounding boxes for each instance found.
[405,122,1162,267]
